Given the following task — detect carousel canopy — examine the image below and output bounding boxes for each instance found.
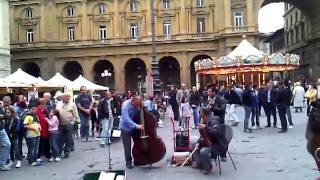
[227,39,265,60]
[45,73,72,87]
[195,38,300,75]
[69,75,108,91]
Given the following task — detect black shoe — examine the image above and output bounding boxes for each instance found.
[64,152,70,158]
[126,164,133,169]
[273,125,277,128]
[278,130,287,133]
[265,125,271,128]
[221,157,227,162]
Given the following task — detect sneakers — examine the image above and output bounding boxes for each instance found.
[289,125,294,129]
[31,162,41,166]
[0,164,10,171]
[252,126,257,130]
[36,158,42,163]
[15,161,21,168]
[49,157,54,162]
[244,129,252,133]
[55,157,61,162]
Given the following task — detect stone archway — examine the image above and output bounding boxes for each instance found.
[190,54,211,88]
[22,62,41,77]
[124,58,146,91]
[93,60,115,90]
[159,56,180,89]
[63,61,83,81]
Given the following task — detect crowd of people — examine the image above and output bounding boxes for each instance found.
[0,78,319,174]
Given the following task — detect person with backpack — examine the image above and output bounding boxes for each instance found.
[4,107,21,168]
[98,91,116,146]
[23,107,41,166]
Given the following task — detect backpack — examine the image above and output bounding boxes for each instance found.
[17,111,38,135]
[97,98,107,119]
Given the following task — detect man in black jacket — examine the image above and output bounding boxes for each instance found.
[207,87,226,125]
[242,84,253,133]
[275,82,291,133]
[261,83,278,128]
[192,108,227,175]
[98,91,116,146]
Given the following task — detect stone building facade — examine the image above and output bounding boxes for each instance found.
[9,0,262,91]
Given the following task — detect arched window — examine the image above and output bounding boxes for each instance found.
[197,0,204,7]
[67,6,75,16]
[129,1,137,12]
[163,0,169,9]
[99,4,105,14]
[26,8,33,19]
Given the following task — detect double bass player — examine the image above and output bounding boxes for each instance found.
[119,96,144,169]
[192,108,228,175]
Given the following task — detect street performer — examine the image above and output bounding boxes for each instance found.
[192,108,227,175]
[119,96,144,169]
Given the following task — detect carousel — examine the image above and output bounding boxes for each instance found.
[194,36,300,87]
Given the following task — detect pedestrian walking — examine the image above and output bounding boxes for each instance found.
[292,82,305,113]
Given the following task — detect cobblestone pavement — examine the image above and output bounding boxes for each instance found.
[0,107,318,180]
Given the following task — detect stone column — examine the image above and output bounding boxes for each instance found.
[0,0,11,77]
[246,0,255,31]
[146,0,151,36]
[40,1,46,41]
[224,0,232,33]
[114,0,120,37]
[180,52,190,88]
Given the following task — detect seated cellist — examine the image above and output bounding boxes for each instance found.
[192,108,228,175]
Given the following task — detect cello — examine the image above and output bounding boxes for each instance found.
[132,76,166,166]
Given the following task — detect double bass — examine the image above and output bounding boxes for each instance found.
[132,76,166,166]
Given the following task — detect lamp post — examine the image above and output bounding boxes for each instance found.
[150,0,161,95]
[101,69,112,88]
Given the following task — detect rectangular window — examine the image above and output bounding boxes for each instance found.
[99,25,107,40]
[67,7,74,16]
[197,0,204,7]
[26,9,33,19]
[234,12,243,30]
[99,4,105,14]
[130,22,139,38]
[163,0,169,9]
[130,1,137,12]
[163,20,171,37]
[197,18,205,33]
[26,29,33,43]
[67,27,75,41]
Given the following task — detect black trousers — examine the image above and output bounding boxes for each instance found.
[278,105,288,131]
[265,102,277,126]
[121,130,133,165]
[172,104,179,122]
[37,137,51,159]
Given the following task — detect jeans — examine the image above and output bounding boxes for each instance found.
[0,129,11,166]
[251,106,260,127]
[25,136,40,164]
[243,106,252,130]
[59,124,74,155]
[192,142,212,170]
[9,137,22,161]
[37,137,51,159]
[49,131,60,158]
[79,112,90,139]
[278,105,288,131]
[192,106,200,128]
[286,106,293,125]
[100,117,114,145]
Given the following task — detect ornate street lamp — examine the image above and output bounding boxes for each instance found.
[101,69,112,87]
[150,0,162,94]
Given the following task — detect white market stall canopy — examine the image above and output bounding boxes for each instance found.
[45,73,72,87]
[4,68,38,85]
[68,75,109,91]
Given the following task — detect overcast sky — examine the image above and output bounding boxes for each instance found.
[258,3,284,33]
